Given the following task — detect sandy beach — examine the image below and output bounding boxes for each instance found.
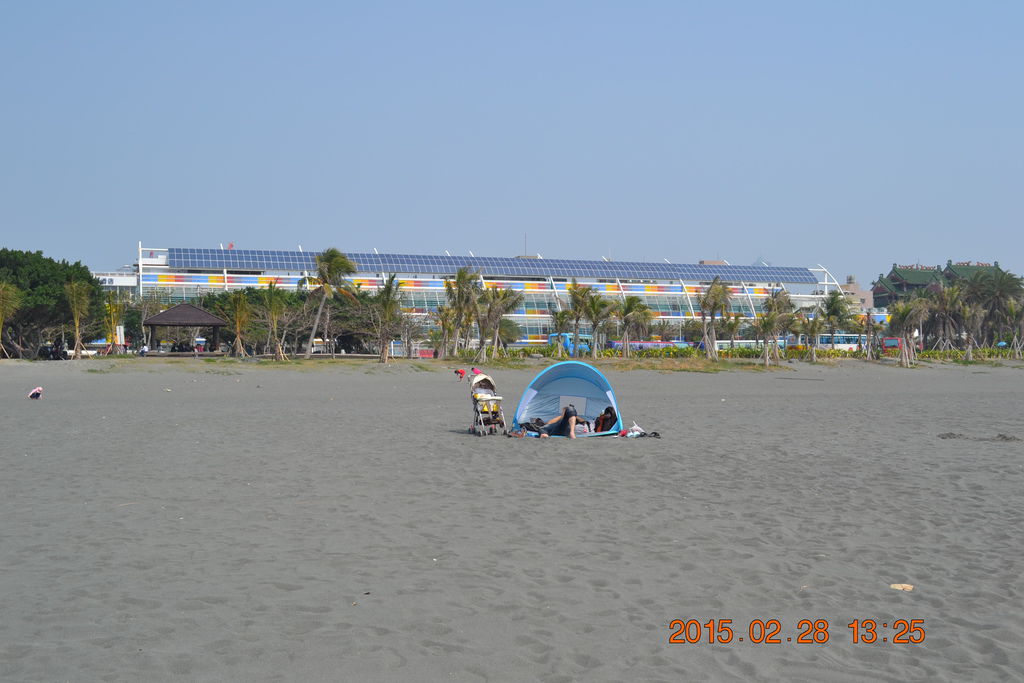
[1,357,1021,682]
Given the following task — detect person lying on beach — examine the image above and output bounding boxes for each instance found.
[593,406,617,433]
[507,407,585,439]
[540,405,578,438]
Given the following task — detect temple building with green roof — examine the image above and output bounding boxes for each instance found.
[872,260,1002,308]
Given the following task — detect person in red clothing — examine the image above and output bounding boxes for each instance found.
[454,369,466,381]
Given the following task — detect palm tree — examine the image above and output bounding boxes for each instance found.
[583,293,615,359]
[472,288,524,361]
[444,267,481,353]
[567,279,592,358]
[751,312,780,367]
[550,310,573,357]
[698,277,730,360]
[797,310,826,363]
[928,285,962,351]
[978,267,1023,344]
[399,315,426,359]
[263,282,288,360]
[64,280,92,359]
[821,289,854,350]
[432,305,456,359]
[497,317,522,354]
[886,301,913,367]
[906,296,931,363]
[958,302,984,362]
[862,313,885,359]
[372,274,403,363]
[650,318,674,344]
[474,288,504,362]
[765,291,796,355]
[303,248,357,359]
[490,288,524,360]
[102,291,128,354]
[228,289,251,357]
[1003,298,1024,360]
[717,312,743,350]
[682,318,704,346]
[763,288,794,316]
[0,282,24,358]
[887,298,929,367]
[617,296,652,358]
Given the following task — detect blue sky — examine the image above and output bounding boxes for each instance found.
[2,1,1021,285]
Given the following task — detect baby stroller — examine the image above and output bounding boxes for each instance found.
[469,373,506,436]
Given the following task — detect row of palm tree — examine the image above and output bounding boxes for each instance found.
[885,267,1024,365]
[430,269,859,364]
[544,282,651,359]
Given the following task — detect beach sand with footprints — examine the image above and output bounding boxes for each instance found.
[1,357,1021,681]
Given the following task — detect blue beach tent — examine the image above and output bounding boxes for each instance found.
[513,361,624,436]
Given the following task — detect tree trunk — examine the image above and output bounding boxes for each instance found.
[474,337,488,363]
[72,320,83,360]
[305,290,328,359]
[701,317,713,361]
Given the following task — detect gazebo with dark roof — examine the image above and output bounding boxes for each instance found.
[143,303,228,353]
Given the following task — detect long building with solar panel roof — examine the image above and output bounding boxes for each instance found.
[127,244,844,345]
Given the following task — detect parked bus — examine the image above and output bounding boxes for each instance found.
[792,333,867,351]
[549,333,591,355]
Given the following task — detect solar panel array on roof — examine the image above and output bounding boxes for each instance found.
[169,248,318,271]
[166,248,819,284]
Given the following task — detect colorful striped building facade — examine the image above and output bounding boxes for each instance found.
[124,245,844,345]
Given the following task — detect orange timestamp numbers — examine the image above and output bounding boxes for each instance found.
[668,619,925,645]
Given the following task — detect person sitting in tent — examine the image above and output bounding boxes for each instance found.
[593,406,617,434]
[540,404,579,439]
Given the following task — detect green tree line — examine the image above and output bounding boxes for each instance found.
[5,246,1021,365]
